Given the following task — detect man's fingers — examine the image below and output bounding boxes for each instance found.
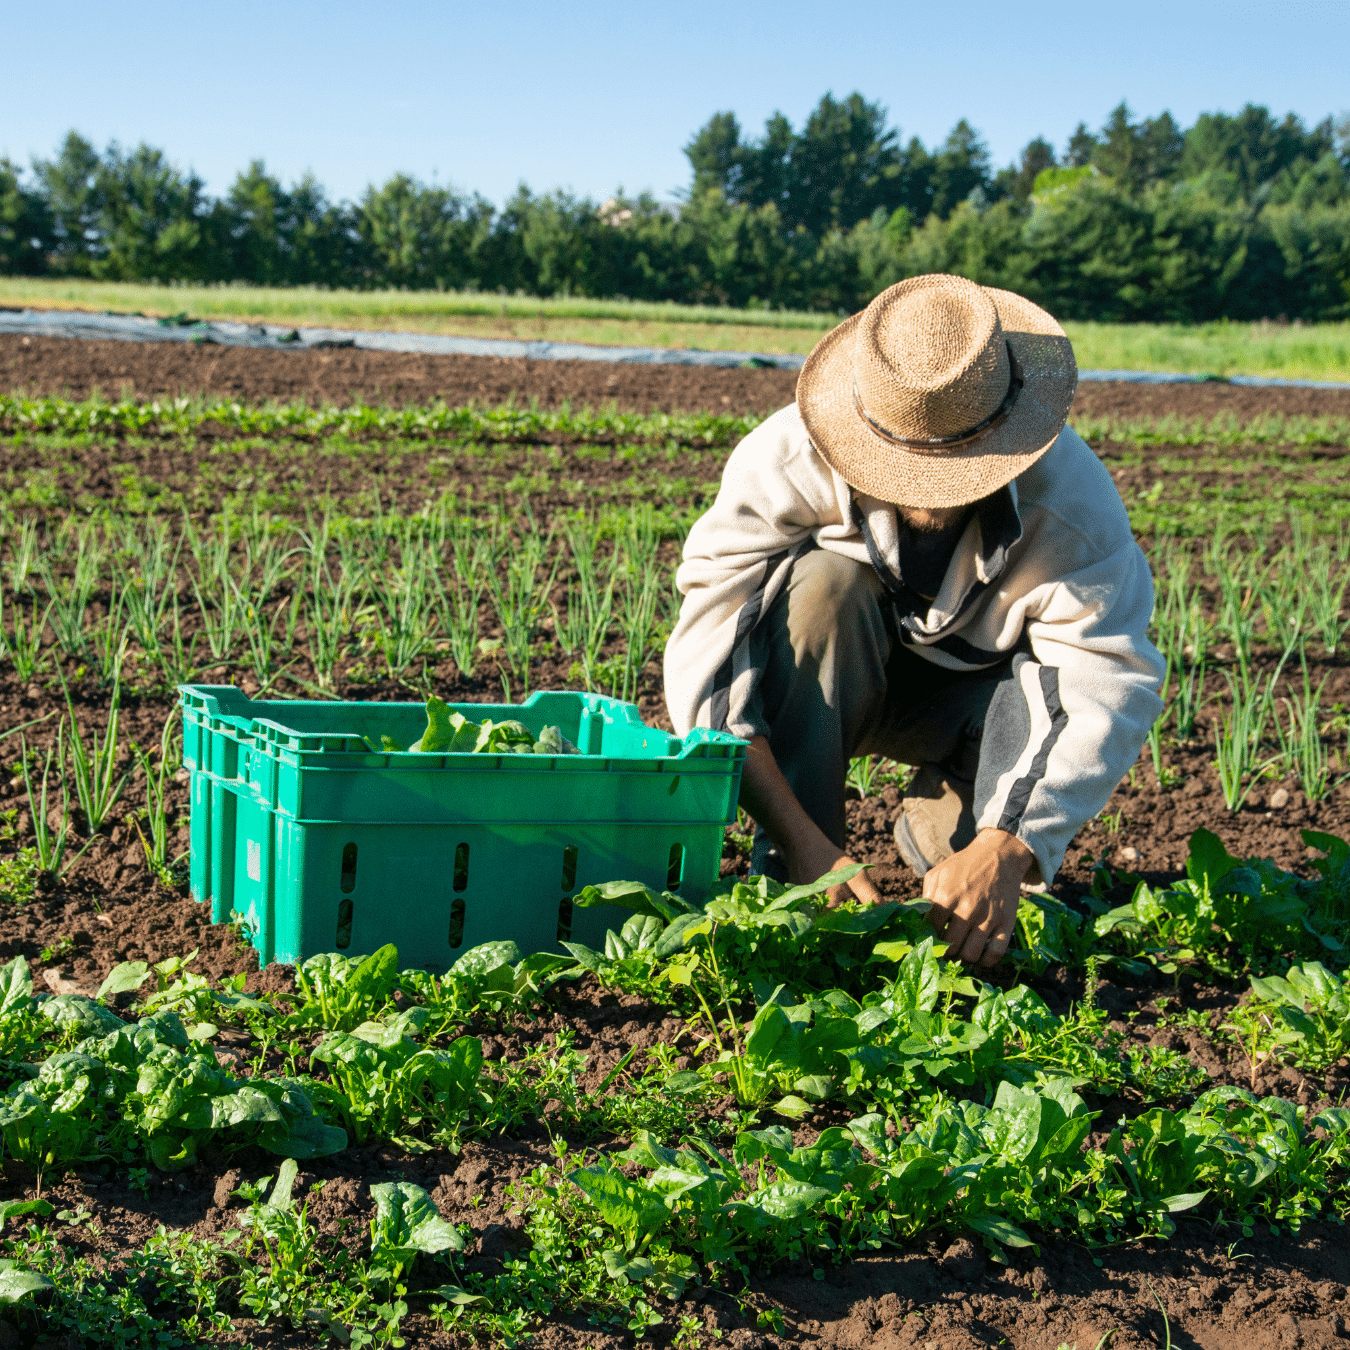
[849,872,883,907]
[979,896,1019,966]
[980,928,1013,967]
[957,928,986,964]
[923,885,953,932]
[941,912,973,955]
[821,858,880,909]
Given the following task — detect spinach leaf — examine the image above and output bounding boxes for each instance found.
[370,1180,465,1273]
[410,696,578,756]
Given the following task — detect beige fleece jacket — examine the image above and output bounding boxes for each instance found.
[663,402,1164,884]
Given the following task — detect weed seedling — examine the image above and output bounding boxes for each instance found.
[1146,1282,1172,1350]
[37,935,76,964]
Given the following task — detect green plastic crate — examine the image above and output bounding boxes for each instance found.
[179,685,746,970]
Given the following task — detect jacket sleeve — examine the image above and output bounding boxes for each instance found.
[972,539,1164,884]
[663,410,845,737]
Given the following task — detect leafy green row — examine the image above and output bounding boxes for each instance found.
[1042,827,1350,981]
[1073,410,1350,449]
[2,1159,476,1342]
[4,834,1350,1343]
[564,881,1203,1118]
[0,938,556,1173]
[0,393,761,446]
[6,393,1341,451]
[0,961,345,1171]
[565,1080,1350,1289]
[5,829,1346,1184]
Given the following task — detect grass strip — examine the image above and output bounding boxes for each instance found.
[5,281,1350,379]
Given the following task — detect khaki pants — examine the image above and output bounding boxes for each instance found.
[743,547,1019,879]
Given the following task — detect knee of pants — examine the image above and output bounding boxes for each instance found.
[782,551,886,663]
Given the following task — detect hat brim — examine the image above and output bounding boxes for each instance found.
[796,286,1078,508]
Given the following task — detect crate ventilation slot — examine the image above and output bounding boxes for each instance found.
[336,898,354,949]
[667,842,685,891]
[339,842,358,894]
[453,843,470,892]
[557,897,573,943]
[448,897,466,948]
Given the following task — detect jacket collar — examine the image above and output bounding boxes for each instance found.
[852,482,1023,635]
[973,480,1023,584]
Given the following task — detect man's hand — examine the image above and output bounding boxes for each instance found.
[738,735,881,907]
[923,828,1034,966]
[783,828,882,908]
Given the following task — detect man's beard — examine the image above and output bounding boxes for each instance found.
[898,506,973,535]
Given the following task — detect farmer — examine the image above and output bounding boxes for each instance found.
[663,274,1164,967]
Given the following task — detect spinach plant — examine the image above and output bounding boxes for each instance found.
[368,696,578,756]
[399,941,572,1030]
[290,944,400,1031]
[309,1016,483,1148]
[369,1180,468,1285]
[1094,828,1346,979]
[1248,961,1350,1073]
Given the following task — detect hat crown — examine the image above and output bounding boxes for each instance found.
[852,275,1011,449]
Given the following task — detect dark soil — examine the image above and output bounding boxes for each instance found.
[1071,377,1350,421]
[5,331,1350,419]
[0,334,800,415]
[3,340,1350,1348]
[28,1152,1350,1350]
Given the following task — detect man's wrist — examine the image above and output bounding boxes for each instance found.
[976,827,1035,876]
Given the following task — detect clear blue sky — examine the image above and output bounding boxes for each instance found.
[3,0,1346,206]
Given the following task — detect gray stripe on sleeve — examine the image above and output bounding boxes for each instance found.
[996,664,1068,833]
[709,550,785,731]
[973,654,1031,822]
[708,540,816,731]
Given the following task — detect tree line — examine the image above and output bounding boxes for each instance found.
[2,98,1348,321]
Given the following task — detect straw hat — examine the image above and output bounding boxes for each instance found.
[796,274,1077,508]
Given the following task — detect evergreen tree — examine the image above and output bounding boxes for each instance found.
[0,159,50,274]
[994,137,1057,204]
[358,175,491,291]
[781,93,901,235]
[32,131,103,272]
[95,142,214,281]
[1180,104,1333,199]
[1064,123,1097,167]
[735,113,795,217]
[928,121,993,218]
[1092,103,1184,194]
[682,112,745,200]
[895,137,936,222]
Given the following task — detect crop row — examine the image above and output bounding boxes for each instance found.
[0,501,678,705]
[1,479,1345,816]
[3,831,1350,1342]
[4,394,1349,454]
[0,393,764,448]
[1073,410,1350,449]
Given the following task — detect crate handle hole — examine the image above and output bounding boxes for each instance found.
[453,843,470,893]
[339,842,358,895]
[557,896,574,943]
[448,897,466,948]
[336,898,354,950]
[561,844,578,891]
[667,843,684,891]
